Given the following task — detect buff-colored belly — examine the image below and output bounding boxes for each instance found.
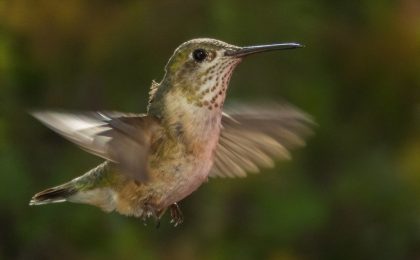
[159,156,213,207]
[113,150,214,217]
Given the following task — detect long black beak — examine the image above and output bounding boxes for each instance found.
[225,43,304,57]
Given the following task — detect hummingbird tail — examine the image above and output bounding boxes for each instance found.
[29,162,119,212]
[29,182,77,206]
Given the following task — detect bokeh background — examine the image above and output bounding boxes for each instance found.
[1,0,420,259]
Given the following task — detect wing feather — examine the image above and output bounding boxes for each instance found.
[209,103,314,178]
[32,111,161,182]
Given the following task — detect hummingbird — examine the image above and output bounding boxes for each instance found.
[29,38,313,226]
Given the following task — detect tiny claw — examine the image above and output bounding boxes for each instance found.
[169,203,184,227]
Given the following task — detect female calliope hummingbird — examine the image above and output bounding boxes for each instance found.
[30,38,313,226]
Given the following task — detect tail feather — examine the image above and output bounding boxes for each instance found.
[29,162,117,211]
[30,183,77,206]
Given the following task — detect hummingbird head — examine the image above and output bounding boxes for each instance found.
[150,38,303,114]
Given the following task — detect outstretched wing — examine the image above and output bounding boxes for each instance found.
[32,111,161,182]
[210,104,314,178]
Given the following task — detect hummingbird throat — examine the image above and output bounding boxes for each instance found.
[185,58,241,110]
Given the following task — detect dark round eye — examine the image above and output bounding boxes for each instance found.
[192,49,207,62]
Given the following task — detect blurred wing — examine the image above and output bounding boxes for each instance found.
[210,104,314,178]
[32,111,161,182]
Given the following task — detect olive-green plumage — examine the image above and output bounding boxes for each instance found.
[30,38,312,226]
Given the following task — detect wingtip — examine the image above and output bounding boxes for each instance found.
[28,109,44,120]
[29,110,57,125]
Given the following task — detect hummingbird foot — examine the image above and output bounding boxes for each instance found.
[139,203,182,227]
[169,203,183,227]
[141,203,164,227]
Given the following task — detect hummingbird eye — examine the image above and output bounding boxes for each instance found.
[192,49,207,62]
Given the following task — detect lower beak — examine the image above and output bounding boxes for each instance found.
[225,43,304,57]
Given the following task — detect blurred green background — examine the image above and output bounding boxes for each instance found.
[1,0,420,259]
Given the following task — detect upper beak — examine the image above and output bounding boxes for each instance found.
[225,43,304,57]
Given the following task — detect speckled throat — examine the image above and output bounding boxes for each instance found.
[186,58,241,110]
